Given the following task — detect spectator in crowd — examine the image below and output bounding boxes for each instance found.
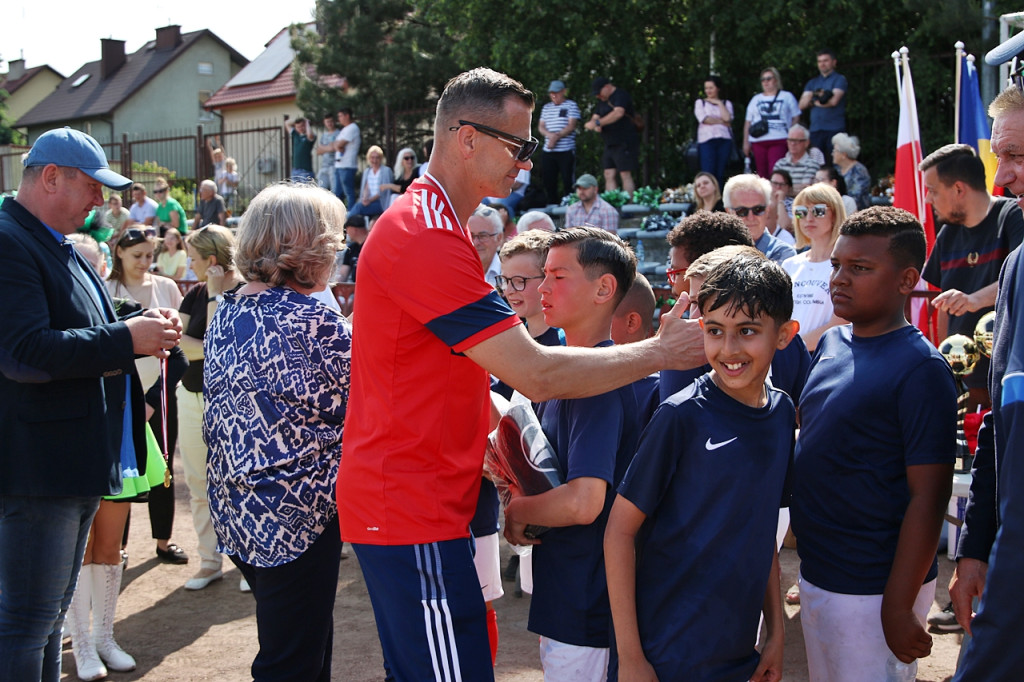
[334,215,368,284]
[781,183,848,350]
[219,157,239,212]
[381,147,418,207]
[316,113,340,191]
[129,183,157,227]
[417,138,433,177]
[106,228,183,313]
[724,173,797,263]
[516,210,556,233]
[193,179,226,230]
[152,177,189,237]
[585,76,640,194]
[832,132,872,210]
[105,193,131,238]
[920,143,1024,410]
[285,116,316,183]
[0,127,180,680]
[565,173,619,234]
[205,183,350,681]
[694,75,735,188]
[538,80,580,205]
[765,170,796,246]
[494,203,517,239]
[470,204,505,288]
[773,124,825,195]
[179,225,246,592]
[693,171,724,212]
[800,49,848,158]
[333,108,361,208]
[206,137,226,180]
[154,227,188,280]
[744,67,800,179]
[814,165,858,216]
[335,67,703,682]
[348,145,393,220]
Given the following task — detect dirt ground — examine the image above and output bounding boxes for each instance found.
[62,454,966,681]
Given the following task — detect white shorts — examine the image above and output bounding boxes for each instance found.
[538,636,609,682]
[472,532,503,602]
[799,573,935,682]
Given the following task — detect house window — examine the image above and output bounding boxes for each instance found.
[71,73,91,88]
[198,90,215,121]
[198,62,213,75]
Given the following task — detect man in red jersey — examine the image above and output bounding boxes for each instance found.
[338,67,704,681]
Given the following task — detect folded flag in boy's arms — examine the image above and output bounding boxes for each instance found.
[484,403,564,538]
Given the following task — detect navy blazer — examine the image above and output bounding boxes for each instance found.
[0,198,146,497]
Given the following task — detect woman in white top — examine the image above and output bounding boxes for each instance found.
[348,145,393,219]
[154,228,188,280]
[743,67,801,179]
[781,183,847,351]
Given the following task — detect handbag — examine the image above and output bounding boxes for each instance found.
[749,92,780,139]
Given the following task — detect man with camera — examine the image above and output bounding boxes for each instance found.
[799,49,847,159]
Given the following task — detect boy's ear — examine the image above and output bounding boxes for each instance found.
[625,311,643,334]
[595,273,617,304]
[776,319,800,350]
[897,265,920,295]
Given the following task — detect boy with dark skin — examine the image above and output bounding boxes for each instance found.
[792,206,956,680]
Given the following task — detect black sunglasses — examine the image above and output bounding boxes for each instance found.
[732,204,767,217]
[449,120,539,162]
[119,228,149,247]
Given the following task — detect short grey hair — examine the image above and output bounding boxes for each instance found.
[200,179,217,193]
[722,173,772,208]
[516,211,555,233]
[235,183,347,288]
[832,132,861,159]
[471,204,503,233]
[788,124,810,140]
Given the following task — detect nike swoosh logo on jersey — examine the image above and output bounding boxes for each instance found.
[705,437,738,451]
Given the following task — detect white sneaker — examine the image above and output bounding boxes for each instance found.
[240,577,251,593]
[184,568,223,590]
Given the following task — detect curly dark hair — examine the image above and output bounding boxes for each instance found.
[666,211,753,264]
[839,206,926,270]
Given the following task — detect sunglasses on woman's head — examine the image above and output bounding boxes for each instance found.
[119,228,149,247]
[793,204,828,219]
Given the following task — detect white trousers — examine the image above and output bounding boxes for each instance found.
[176,385,221,571]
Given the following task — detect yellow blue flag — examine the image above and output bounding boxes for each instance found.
[959,55,999,193]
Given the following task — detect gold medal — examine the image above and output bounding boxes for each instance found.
[164,469,172,487]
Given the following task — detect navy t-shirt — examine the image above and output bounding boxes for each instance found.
[791,325,957,595]
[612,373,794,681]
[803,72,848,132]
[528,340,645,648]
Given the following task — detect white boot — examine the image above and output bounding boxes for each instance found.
[65,564,107,681]
[91,562,136,672]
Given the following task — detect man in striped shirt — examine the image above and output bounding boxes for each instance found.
[539,80,580,205]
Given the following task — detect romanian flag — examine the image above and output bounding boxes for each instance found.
[892,50,938,340]
[959,54,1000,194]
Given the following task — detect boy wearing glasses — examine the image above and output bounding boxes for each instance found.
[724,174,796,264]
[503,227,646,680]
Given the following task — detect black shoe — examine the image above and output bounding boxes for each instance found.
[156,543,189,564]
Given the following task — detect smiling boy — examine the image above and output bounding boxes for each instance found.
[791,206,957,681]
[604,253,797,682]
[503,226,644,680]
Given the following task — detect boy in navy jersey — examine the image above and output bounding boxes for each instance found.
[503,226,644,680]
[791,206,957,681]
[605,254,798,681]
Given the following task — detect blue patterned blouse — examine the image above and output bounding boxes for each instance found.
[204,286,351,567]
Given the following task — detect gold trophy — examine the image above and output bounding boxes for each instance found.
[939,334,980,472]
[974,311,996,357]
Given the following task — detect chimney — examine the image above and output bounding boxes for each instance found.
[155,25,182,51]
[100,39,126,80]
[7,58,26,81]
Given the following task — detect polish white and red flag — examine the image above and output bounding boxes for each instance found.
[892,47,938,340]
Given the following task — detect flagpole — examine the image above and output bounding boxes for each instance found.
[955,41,965,144]
[893,50,902,96]
[900,47,926,225]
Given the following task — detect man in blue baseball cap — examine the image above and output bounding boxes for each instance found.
[0,127,182,681]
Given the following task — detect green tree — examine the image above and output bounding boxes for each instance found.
[291,0,458,156]
[0,89,22,146]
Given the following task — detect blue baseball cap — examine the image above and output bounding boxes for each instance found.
[549,80,566,92]
[24,127,132,190]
